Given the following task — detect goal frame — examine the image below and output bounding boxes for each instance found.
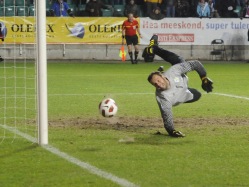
[37,0,48,145]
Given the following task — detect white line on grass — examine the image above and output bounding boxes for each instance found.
[0,124,139,187]
[48,93,153,96]
[48,92,249,101]
[49,92,249,99]
[212,93,249,100]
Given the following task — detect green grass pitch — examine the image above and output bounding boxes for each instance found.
[1,61,249,187]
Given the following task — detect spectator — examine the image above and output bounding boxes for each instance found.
[0,22,3,62]
[196,0,210,17]
[232,0,244,16]
[158,0,166,14]
[134,0,146,16]
[216,0,237,17]
[85,0,111,17]
[149,6,165,19]
[176,0,191,17]
[208,0,215,16]
[0,23,3,62]
[144,0,163,17]
[122,13,142,64]
[188,0,200,17]
[113,0,124,4]
[29,0,35,5]
[51,0,73,17]
[241,0,249,17]
[73,0,81,12]
[136,0,145,5]
[165,0,177,17]
[124,0,139,17]
[236,0,245,7]
[104,0,124,6]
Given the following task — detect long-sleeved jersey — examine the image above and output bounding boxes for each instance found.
[155,60,207,133]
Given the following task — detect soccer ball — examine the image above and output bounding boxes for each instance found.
[99,98,118,117]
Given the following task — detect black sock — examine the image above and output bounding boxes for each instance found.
[129,52,133,61]
[153,46,183,65]
[134,51,139,60]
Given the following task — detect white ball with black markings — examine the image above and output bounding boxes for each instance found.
[99,98,118,117]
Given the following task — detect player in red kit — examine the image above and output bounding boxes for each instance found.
[122,13,142,64]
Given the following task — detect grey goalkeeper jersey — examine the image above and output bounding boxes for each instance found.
[155,60,207,133]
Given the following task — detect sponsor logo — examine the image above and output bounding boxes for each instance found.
[157,34,194,42]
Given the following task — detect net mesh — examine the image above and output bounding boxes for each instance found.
[0,0,37,143]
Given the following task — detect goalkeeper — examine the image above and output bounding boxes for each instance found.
[146,35,213,137]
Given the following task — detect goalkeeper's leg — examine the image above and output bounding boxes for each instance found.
[146,35,184,65]
[153,46,185,65]
[185,88,201,103]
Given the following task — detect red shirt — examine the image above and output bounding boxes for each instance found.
[122,19,139,36]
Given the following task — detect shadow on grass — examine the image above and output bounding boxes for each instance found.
[0,143,38,159]
[119,131,195,146]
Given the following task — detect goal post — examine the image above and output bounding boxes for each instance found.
[37,0,48,145]
[0,0,48,145]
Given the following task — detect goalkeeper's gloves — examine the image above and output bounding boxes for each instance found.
[169,130,185,137]
[201,77,213,93]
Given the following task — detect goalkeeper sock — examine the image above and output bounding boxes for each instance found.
[153,46,183,65]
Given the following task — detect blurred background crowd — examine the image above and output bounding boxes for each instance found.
[0,0,249,18]
[47,0,249,18]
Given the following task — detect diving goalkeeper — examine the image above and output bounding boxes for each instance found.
[145,35,213,137]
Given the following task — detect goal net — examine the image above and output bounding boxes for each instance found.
[0,0,48,144]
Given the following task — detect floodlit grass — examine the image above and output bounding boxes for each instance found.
[1,61,249,187]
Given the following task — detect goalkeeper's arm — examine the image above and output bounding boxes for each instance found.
[189,60,213,93]
[156,96,175,135]
[178,60,213,93]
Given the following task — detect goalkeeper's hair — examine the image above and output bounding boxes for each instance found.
[147,71,162,83]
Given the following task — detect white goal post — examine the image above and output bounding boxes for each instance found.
[37,0,48,145]
[0,0,48,145]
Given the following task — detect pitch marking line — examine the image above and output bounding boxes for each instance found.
[212,93,249,100]
[0,124,139,187]
[48,93,153,96]
[49,92,249,101]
